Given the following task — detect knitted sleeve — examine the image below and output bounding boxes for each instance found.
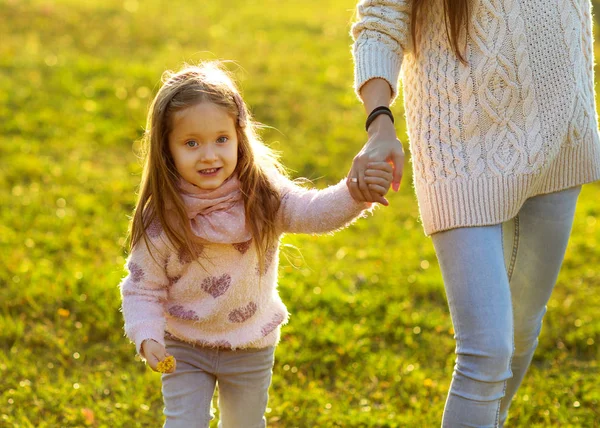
[274,173,372,235]
[351,0,412,100]
[119,229,170,355]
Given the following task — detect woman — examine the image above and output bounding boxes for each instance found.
[348,0,600,426]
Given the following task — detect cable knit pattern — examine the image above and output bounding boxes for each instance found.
[352,0,600,234]
[120,173,370,354]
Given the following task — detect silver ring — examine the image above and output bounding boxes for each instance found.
[350,177,358,183]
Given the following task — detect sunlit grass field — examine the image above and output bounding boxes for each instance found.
[1,0,599,426]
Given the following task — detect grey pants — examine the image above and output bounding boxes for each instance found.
[162,338,275,428]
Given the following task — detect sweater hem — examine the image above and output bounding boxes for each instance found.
[164,327,281,351]
[417,138,600,235]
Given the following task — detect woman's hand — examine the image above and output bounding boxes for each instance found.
[141,339,176,373]
[347,114,404,204]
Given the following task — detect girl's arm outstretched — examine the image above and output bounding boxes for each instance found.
[274,163,392,234]
[119,234,170,357]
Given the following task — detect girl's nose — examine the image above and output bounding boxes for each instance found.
[200,145,218,162]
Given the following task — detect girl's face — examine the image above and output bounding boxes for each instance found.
[168,101,239,190]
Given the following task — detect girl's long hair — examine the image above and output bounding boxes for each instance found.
[411,0,471,63]
[129,61,283,272]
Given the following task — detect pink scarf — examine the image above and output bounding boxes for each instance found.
[178,176,251,244]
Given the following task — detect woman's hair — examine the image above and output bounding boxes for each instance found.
[411,0,471,63]
[129,61,283,272]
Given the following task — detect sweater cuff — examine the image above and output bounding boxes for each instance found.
[132,326,166,356]
[353,42,403,102]
[339,179,374,213]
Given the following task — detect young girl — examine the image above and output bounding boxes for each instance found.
[119,61,392,427]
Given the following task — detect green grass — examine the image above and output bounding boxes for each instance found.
[1,0,599,426]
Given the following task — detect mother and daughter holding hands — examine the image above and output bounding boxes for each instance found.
[119,0,600,426]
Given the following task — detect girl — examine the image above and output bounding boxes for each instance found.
[350,0,600,426]
[119,61,392,427]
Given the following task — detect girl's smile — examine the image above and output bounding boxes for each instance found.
[168,101,239,190]
[199,167,219,175]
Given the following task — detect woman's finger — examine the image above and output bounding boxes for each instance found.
[391,151,405,191]
[347,165,366,202]
[349,158,373,202]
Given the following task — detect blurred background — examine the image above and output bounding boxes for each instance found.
[1,0,599,426]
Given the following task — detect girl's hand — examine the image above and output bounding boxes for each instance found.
[141,339,176,373]
[363,162,394,206]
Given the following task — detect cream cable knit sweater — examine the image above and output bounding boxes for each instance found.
[120,175,369,354]
[352,0,600,235]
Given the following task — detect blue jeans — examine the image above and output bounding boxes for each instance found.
[431,186,581,427]
[161,339,275,428]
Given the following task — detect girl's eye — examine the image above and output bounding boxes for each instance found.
[186,140,198,147]
[216,136,228,144]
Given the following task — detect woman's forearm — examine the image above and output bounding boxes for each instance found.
[359,78,393,113]
[359,78,396,137]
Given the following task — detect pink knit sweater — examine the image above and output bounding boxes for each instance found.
[120,174,369,354]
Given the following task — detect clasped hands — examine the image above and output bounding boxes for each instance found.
[346,122,405,206]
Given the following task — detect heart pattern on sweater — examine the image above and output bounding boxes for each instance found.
[232,239,253,254]
[147,218,162,238]
[168,305,200,321]
[128,262,144,283]
[201,274,231,298]
[261,312,285,337]
[265,246,276,269]
[167,275,181,287]
[228,301,258,323]
[256,245,277,275]
[178,243,205,265]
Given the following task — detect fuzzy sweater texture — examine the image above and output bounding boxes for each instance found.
[352,0,600,235]
[120,174,369,354]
